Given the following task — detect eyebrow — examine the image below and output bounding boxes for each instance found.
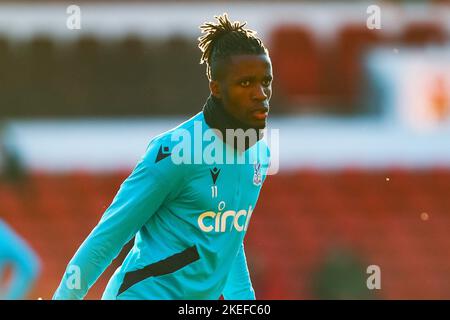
[235,75,273,82]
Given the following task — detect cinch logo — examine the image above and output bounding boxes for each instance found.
[197,201,253,233]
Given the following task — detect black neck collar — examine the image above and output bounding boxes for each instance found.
[202,95,264,151]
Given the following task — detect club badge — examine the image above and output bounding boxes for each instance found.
[253,163,262,186]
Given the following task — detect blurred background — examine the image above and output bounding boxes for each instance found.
[0,0,450,299]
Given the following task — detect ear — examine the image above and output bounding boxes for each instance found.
[209,80,221,99]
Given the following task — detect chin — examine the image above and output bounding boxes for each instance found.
[243,116,266,130]
[252,119,267,130]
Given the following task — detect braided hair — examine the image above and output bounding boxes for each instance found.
[198,13,268,80]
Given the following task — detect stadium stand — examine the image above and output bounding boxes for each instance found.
[0,20,448,118]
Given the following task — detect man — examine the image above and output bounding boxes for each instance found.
[0,219,40,299]
[53,13,273,300]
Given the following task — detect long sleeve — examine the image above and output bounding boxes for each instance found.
[0,220,41,300]
[222,243,256,300]
[53,137,185,300]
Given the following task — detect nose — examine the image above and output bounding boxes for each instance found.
[252,85,268,102]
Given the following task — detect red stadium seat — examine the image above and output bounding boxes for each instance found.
[269,25,323,107]
[400,23,448,46]
[329,25,385,109]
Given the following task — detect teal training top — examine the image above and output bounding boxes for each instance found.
[0,219,40,299]
[53,112,270,300]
